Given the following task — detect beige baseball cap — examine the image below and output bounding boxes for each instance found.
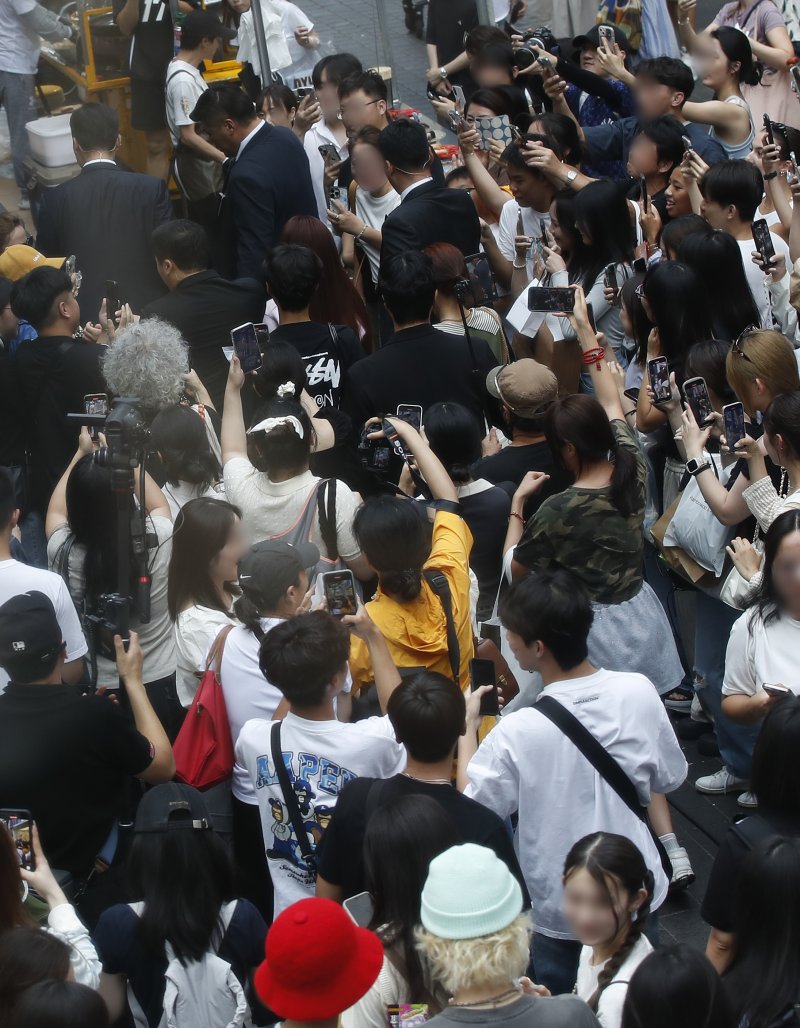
[486,359,558,418]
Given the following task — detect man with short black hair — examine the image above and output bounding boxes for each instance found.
[378,119,481,265]
[191,82,317,280]
[235,608,405,915]
[459,570,687,995]
[36,103,173,321]
[345,251,497,433]
[627,115,687,220]
[265,243,364,411]
[12,267,105,514]
[315,668,529,903]
[142,219,264,407]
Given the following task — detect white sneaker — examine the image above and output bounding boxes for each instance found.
[690,693,711,723]
[737,790,758,809]
[668,846,695,890]
[695,767,749,795]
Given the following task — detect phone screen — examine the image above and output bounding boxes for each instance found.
[0,810,35,871]
[684,378,714,426]
[751,218,775,262]
[470,658,499,716]
[105,280,120,320]
[230,323,263,374]
[396,404,422,433]
[254,323,270,350]
[464,253,499,306]
[84,393,108,417]
[648,357,671,402]
[723,402,746,451]
[322,570,357,617]
[527,287,575,314]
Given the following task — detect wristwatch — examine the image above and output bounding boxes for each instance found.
[686,457,711,476]
[439,66,448,80]
[564,169,578,183]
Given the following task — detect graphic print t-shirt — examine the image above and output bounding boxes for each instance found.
[236,711,405,914]
[269,322,364,409]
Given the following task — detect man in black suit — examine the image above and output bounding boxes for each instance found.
[345,251,497,439]
[377,119,481,267]
[190,82,318,281]
[142,220,264,408]
[35,104,173,323]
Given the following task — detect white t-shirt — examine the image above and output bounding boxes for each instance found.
[354,185,402,283]
[736,231,791,327]
[722,605,800,699]
[47,517,176,688]
[162,480,224,522]
[575,935,653,1028]
[0,558,88,692]
[465,669,687,939]
[223,461,362,560]
[165,59,207,147]
[497,199,552,285]
[0,0,42,75]
[174,603,237,707]
[303,121,349,224]
[236,711,406,914]
[271,0,316,90]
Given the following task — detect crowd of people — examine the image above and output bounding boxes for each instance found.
[2,0,800,1024]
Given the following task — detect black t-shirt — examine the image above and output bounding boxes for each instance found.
[425,0,479,89]
[0,683,153,873]
[460,481,515,619]
[316,773,531,906]
[473,441,573,520]
[701,810,800,932]
[270,322,364,410]
[114,0,174,82]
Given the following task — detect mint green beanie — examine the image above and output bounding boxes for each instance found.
[420,843,524,940]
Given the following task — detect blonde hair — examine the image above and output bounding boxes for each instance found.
[726,329,800,404]
[415,914,532,995]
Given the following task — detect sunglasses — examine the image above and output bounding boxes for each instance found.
[731,326,757,363]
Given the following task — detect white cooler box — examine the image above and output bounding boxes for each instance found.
[26,114,76,168]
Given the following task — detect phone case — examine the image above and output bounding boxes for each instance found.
[475,114,513,151]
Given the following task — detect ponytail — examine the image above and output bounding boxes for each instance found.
[609,441,641,519]
[232,593,265,638]
[379,568,423,602]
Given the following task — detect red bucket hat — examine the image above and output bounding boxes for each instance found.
[254,898,384,1020]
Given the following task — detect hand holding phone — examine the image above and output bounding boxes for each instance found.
[105,280,120,324]
[647,356,671,403]
[470,658,500,716]
[527,286,575,315]
[230,322,262,374]
[321,570,358,617]
[0,810,35,871]
[763,112,774,145]
[722,401,746,452]
[751,218,776,268]
[763,683,791,697]
[683,376,714,426]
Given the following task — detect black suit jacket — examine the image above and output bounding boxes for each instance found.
[215,122,318,281]
[36,162,174,323]
[380,180,481,266]
[142,269,265,408]
[344,323,498,434]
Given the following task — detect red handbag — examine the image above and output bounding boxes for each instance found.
[173,625,236,790]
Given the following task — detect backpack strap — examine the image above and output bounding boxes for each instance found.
[535,694,672,880]
[423,569,461,685]
[315,479,339,561]
[270,722,318,872]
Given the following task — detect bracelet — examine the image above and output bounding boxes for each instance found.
[624,408,637,418]
[512,261,527,269]
[764,171,778,181]
[582,346,605,365]
[355,225,367,242]
[509,510,525,524]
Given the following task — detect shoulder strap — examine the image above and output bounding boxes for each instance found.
[536,695,672,880]
[270,721,317,870]
[165,66,198,87]
[423,569,461,685]
[739,0,768,27]
[327,323,341,360]
[206,623,235,674]
[316,479,339,561]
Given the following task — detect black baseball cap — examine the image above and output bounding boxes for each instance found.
[134,783,213,833]
[0,591,63,683]
[572,24,631,52]
[181,9,236,44]
[238,539,320,600]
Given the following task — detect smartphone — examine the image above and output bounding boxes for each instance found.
[452,84,466,113]
[296,85,315,100]
[64,254,76,277]
[527,286,575,314]
[474,114,513,150]
[792,64,800,94]
[536,52,553,71]
[681,133,693,154]
[723,401,746,451]
[604,262,619,304]
[647,356,671,403]
[254,323,270,350]
[751,218,776,265]
[791,150,800,182]
[763,682,791,697]
[624,387,639,406]
[448,109,463,133]
[0,810,35,871]
[598,24,616,49]
[586,302,596,333]
[343,890,375,928]
[516,209,525,236]
[639,173,648,211]
[230,322,263,374]
[318,143,340,163]
[763,112,774,145]
[321,569,358,617]
[105,279,120,320]
[683,376,714,426]
[426,84,441,101]
[328,185,344,212]
[396,403,423,433]
[464,252,499,305]
[470,658,500,716]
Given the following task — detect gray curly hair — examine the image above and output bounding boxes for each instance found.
[102,317,189,412]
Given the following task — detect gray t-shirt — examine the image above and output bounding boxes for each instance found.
[425,995,600,1028]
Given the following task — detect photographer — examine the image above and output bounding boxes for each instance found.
[350,416,474,691]
[45,428,182,738]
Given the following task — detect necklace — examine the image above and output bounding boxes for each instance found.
[450,988,519,1009]
[402,772,451,785]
